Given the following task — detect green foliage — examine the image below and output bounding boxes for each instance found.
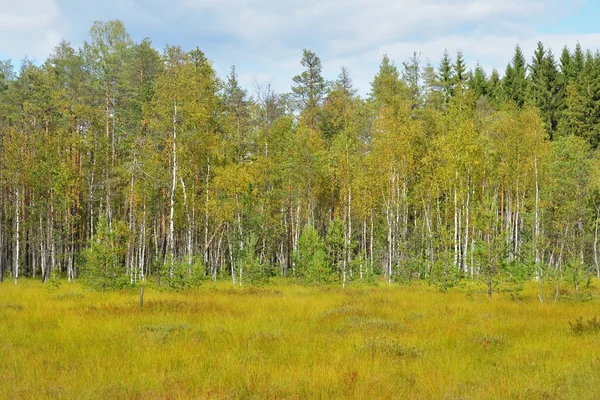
[429,258,462,292]
[45,269,62,292]
[81,217,130,291]
[240,233,270,286]
[350,251,377,284]
[5,21,600,295]
[438,50,454,103]
[563,257,592,296]
[372,54,409,107]
[158,258,206,291]
[503,45,528,107]
[292,49,326,127]
[294,225,332,284]
[326,218,344,275]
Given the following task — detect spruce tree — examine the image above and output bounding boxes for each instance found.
[438,49,454,103]
[470,63,488,99]
[371,54,403,105]
[529,42,560,135]
[488,68,502,105]
[453,51,468,93]
[503,45,528,107]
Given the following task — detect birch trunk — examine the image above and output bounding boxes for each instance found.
[14,187,20,284]
[167,100,178,276]
[180,177,192,269]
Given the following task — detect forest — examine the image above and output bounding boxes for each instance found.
[2,20,600,296]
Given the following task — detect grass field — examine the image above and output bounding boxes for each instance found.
[2,280,600,399]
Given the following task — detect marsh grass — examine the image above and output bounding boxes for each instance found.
[2,279,600,398]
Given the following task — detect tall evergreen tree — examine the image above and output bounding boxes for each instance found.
[453,51,468,92]
[402,51,423,105]
[503,45,528,107]
[469,63,488,99]
[371,54,403,105]
[292,49,326,129]
[438,50,454,103]
[529,42,560,135]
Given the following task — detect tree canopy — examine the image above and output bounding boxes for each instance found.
[2,21,600,297]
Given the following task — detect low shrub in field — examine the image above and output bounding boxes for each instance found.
[569,316,600,335]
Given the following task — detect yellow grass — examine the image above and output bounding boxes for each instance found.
[2,279,600,399]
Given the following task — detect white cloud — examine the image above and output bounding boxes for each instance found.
[0,0,66,62]
[0,0,592,95]
[180,0,586,94]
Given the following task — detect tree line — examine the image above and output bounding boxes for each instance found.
[2,20,600,296]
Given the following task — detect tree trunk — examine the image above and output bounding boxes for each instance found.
[14,187,20,284]
[180,177,192,270]
[167,100,178,276]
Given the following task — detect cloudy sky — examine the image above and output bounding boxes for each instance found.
[1,0,599,95]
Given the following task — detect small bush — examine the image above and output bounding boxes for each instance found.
[293,225,333,284]
[569,317,600,335]
[239,233,270,286]
[80,217,130,291]
[157,257,207,291]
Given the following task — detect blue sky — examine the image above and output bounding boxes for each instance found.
[1,0,599,95]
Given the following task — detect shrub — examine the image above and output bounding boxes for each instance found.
[569,317,600,335]
[240,233,269,286]
[293,224,332,284]
[158,257,206,291]
[80,216,130,291]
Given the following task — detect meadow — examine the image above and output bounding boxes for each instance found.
[2,280,600,399]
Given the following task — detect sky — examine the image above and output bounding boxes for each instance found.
[1,0,599,95]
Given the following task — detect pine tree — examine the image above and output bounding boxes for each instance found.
[402,51,423,105]
[292,49,326,129]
